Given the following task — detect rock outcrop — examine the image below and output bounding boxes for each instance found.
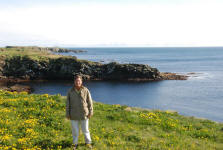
[0,80,32,93]
[0,46,188,93]
[160,72,188,80]
[0,56,163,81]
[0,46,188,83]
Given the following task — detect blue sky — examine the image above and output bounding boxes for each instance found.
[0,0,223,47]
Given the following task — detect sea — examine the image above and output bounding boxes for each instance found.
[27,47,223,122]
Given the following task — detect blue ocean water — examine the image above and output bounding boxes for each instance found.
[31,47,223,122]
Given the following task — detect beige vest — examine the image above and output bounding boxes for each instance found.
[66,86,93,120]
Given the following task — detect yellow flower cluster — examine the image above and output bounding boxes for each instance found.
[140,112,161,123]
[18,137,30,144]
[46,98,56,107]
[25,128,38,138]
[23,119,38,127]
[93,135,100,142]
[0,90,65,149]
[43,94,49,98]
[0,90,18,95]
[0,108,12,113]
[139,111,183,131]
[1,134,12,142]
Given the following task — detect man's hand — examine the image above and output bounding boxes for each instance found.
[87,114,92,119]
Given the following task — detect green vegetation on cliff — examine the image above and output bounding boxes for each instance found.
[0,46,74,60]
[0,46,163,81]
[0,90,223,150]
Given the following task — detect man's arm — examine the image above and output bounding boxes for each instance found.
[86,89,93,118]
[66,91,71,119]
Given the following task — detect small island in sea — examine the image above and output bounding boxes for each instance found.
[0,46,187,92]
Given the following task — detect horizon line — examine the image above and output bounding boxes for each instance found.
[1,45,223,48]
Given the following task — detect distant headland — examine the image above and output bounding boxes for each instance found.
[0,46,188,93]
[4,46,87,53]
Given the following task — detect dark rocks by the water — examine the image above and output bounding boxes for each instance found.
[8,84,32,93]
[0,55,167,81]
[160,72,188,80]
[0,46,188,82]
[0,80,32,93]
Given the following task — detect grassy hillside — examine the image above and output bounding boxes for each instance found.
[0,46,99,65]
[0,47,70,60]
[0,90,223,150]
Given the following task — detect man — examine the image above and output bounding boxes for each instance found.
[66,75,93,149]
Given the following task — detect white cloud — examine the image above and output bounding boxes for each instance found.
[0,3,223,47]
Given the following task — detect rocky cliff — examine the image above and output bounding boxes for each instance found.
[0,55,163,81]
[0,47,188,93]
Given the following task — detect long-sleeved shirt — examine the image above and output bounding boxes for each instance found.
[66,86,93,120]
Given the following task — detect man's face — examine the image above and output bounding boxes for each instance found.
[75,78,82,88]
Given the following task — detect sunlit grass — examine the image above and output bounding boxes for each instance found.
[0,90,223,149]
[0,47,69,60]
[0,47,99,65]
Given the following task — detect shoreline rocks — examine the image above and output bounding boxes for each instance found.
[160,72,188,80]
[0,55,188,81]
[1,56,165,81]
[0,79,32,93]
[0,46,188,92]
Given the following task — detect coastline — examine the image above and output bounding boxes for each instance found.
[0,46,188,93]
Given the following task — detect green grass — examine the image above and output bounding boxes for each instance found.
[0,47,99,65]
[0,90,223,150]
[0,47,71,61]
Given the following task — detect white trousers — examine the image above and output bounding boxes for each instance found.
[70,119,92,144]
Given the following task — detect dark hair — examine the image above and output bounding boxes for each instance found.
[74,75,83,81]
